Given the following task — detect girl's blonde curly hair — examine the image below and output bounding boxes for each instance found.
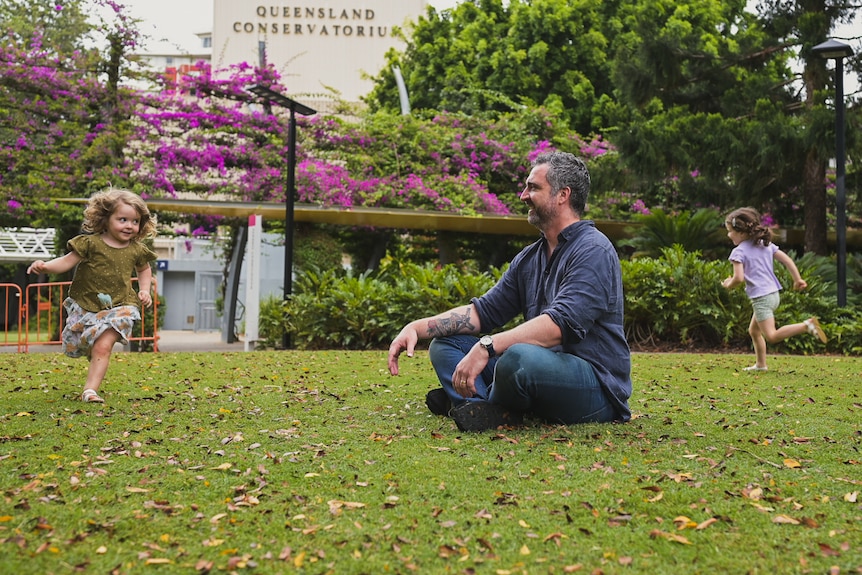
[82,188,157,241]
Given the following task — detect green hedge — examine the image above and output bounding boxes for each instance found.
[257,249,861,355]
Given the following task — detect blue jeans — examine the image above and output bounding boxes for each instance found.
[428,335,618,424]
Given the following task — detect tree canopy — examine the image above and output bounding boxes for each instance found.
[366,0,861,253]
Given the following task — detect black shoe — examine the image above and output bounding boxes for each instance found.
[425,388,451,416]
[450,400,523,432]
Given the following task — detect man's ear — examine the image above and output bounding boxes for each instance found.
[557,186,571,205]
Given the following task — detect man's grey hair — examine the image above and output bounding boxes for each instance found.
[532,151,590,216]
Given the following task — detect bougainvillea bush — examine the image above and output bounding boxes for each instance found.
[1,0,608,240]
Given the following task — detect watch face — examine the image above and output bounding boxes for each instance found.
[480,336,492,346]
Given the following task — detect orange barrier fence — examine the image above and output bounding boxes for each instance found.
[0,282,24,352]
[0,280,159,353]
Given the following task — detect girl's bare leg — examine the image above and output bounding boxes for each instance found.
[757,317,807,344]
[84,329,121,396]
[749,314,768,368]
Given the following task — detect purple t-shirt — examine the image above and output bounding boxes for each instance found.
[728,239,782,299]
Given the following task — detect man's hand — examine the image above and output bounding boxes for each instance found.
[388,325,419,376]
[451,342,490,398]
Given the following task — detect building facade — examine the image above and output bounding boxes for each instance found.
[213,0,427,109]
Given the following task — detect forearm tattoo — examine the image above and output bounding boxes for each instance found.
[427,309,475,338]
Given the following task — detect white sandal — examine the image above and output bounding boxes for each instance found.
[81,389,105,403]
[743,365,768,372]
[804,318,828,343]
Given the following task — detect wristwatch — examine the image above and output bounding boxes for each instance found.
[479,335,496,358]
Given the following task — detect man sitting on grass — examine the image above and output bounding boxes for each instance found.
[387,151,632,431]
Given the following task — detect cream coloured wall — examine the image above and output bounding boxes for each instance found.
[213,1,427,108]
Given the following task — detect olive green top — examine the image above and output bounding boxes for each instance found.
[67,235,157,313]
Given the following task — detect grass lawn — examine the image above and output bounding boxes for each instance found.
[1,350,860,574]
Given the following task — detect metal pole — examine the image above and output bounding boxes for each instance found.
[244,84,314,348]
[834,57,847,307]
[283,108,297,348]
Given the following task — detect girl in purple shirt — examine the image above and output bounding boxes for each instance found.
[721,207,827,371]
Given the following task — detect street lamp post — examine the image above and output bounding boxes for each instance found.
[811,39,854,307]
[246,84,316,347]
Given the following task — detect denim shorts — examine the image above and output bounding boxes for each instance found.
[750,291,780,322]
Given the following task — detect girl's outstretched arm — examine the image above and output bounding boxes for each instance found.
[27,252,82,275]
[774,250,807,290]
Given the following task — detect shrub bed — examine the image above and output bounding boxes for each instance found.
[257,250,861,355]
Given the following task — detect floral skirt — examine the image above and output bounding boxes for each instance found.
[62,297,140,359]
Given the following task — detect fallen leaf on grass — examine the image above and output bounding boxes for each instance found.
[125,487,150,493]
[328,500,365,514]
[818,543,843,557]
[145,558,172,565]
[202,538,224,547]
[666,472,694,483]
[772,514,800,525]
[543,532,567,546]
[695,517,718,530]
[672,516,697,530]
[844,491,858,503]
[742,486,763,500]
[438,544,459,558]
[649,529,691,544]
[783,458,802,469]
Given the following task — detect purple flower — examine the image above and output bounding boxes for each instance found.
[631,199,650,215]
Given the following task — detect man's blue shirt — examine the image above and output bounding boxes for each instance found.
[472,220,632,420]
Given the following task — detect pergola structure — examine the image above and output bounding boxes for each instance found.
[55,198,597,237]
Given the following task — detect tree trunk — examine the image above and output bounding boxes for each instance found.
[800,6,830,256]
[802,148,828,255]
[437,231,459,266]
